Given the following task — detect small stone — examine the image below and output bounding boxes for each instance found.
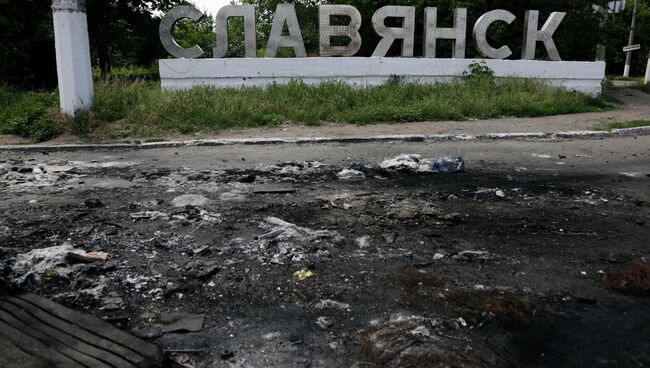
[355,236,370,249]
[382,233,397,244]
[453,250,490,261]
[238,174,256,183]
[191,246,210,256]
[131,325,164,339]
[409,326,431,337]
[317,316,336,329]
[220,350,235,360]
[433,253,445,261]
[84,199,104,208]
[101,297,123,311]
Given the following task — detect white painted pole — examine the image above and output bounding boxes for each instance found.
[645,52,650,85]
[52,0,94,118]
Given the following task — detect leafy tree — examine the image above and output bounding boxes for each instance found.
[0,0,55,87]
[242,0,321,56]
[86,0,187,75]
[605,0,650,75]
[173,16,216,58]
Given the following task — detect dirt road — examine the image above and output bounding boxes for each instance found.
[1,136,649,367]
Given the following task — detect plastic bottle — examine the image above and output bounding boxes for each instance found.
[433,157,465,173]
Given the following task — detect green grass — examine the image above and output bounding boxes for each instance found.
[0,85,59,142]
[1,78,614,142]
[608,75,644,82]
[594,120,650,132]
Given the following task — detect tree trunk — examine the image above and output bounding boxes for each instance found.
[98,44,111,77]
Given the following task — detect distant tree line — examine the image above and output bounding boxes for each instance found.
[0,0,648,88]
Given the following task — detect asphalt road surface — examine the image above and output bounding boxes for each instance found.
[1,136,649,367]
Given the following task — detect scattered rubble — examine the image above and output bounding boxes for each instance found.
[1,152,648,367]
[359,318,480,368]
[185,260,219,279]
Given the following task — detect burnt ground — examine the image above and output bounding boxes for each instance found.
[0,138,649,368]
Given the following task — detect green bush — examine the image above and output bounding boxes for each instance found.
[0,86,58,142]
[462,61,496,86]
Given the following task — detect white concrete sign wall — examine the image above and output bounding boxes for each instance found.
[160,58,606,96]
[159,5,607,96]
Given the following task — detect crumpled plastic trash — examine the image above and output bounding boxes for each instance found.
[380,154,432,172]
[433,157,465,173]
[9,244,107,285]
[337,169,365,180]
[380,154,465,173]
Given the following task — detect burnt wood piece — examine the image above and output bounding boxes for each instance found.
[0,292,164,368]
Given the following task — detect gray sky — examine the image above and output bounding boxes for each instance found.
[190,0,232,15]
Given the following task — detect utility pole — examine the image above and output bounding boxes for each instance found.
[596,5,609,61]
[52,0,94,118]
[645,50,650,84]
[623,0,638,77]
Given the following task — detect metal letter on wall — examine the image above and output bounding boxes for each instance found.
[160,6,205,59]
[473,10,516,59]
[214,5,257,58]
[424,7,467,58]
[266,4,307,57]
[319,5,362,57]
[371,6,416,57]
[522,10,566,61]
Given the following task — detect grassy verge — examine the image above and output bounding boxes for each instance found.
[594,120,650,132]
[2,78,614,142]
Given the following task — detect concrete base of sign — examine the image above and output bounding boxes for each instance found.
[159,58,606,96]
